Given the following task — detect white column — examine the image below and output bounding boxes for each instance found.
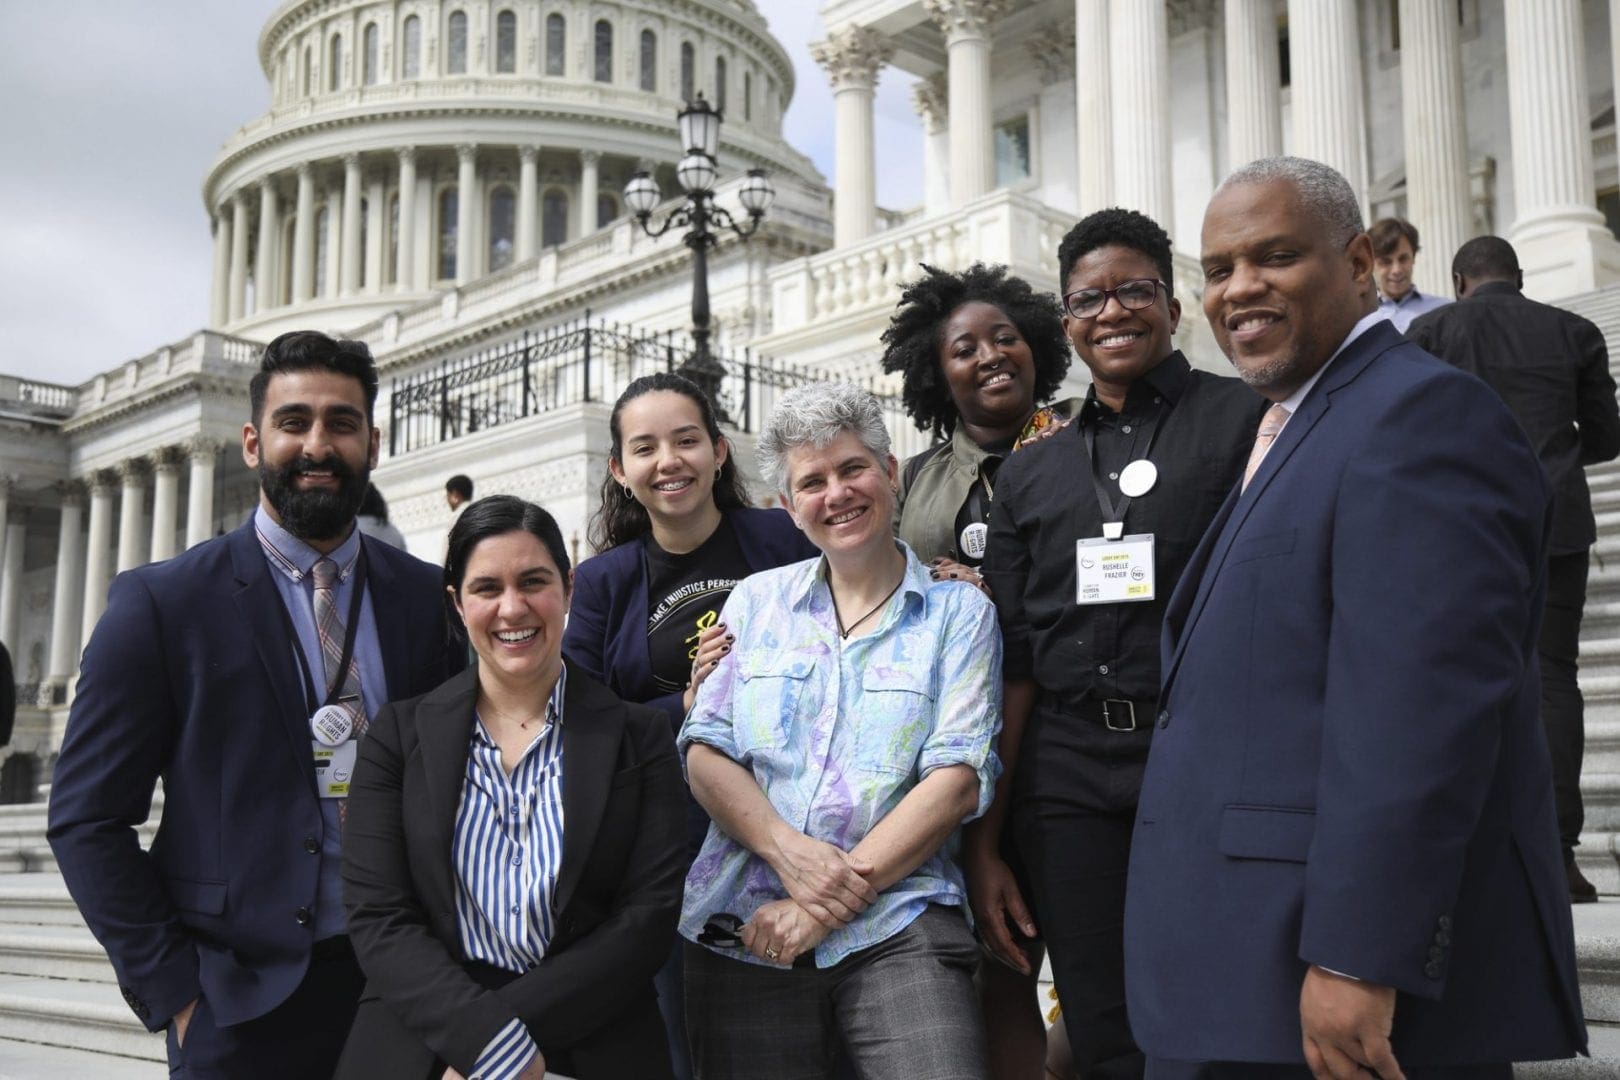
[365,171,385,293]
[293,164,316,302]
[80,473,116,646]
[184,438,219,550]
[227,193,250,322]
[1225,0,1282,169]
[1109,0,1172,224]
[1505,0,1620,297]
[255,178,280,312]
[926,0,1008,207]
[580,150,601,235]
[517,146,539,261]
[811,27,892,246]
[912,75,951,216]
[456,144,477,285]
[323,186,343,296]
[47,484,86,688]
[115,459,150,573]
[1399,0,1472,295]
[1287,0,1367,210]
[149,448,182,563]
[341,153,363,296]
[1075,0,1112,213]
[209,211,230,327]
[396,148,418,292]
[0,517,23,657]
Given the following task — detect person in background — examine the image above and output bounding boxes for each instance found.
[446,474,474,513]
[357,483,408,551]
[1407,234,1620,903]
[1370,217,1450,331]
[882,261,1078,1080]
[340,495,685,1080]
[681,381,1001,1080]
[564,371,814,1080]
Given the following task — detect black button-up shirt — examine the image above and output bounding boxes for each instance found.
[984,351,1264,709]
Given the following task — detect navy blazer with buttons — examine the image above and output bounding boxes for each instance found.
[47,520,461,1033]
[1124,322,1586,1066]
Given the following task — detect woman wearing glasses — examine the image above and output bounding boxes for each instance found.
[978,210,1264,1079]
[679,383,1002,1080]
[880,262,1078,1080]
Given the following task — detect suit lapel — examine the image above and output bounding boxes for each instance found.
[1160,483,1240,696]
[228,524,320,794]
[554,664,623,914]
[415,665,481,903]
[362,538,412,699]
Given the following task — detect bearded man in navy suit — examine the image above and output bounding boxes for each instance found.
[1123,157,1585,1079]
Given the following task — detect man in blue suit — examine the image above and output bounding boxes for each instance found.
[1124,157,1585,1078]
[49,331,462,1078]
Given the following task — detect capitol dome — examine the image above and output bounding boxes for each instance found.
[200,0,822,341]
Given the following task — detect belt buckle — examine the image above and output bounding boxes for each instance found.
[1102,699,1137,732]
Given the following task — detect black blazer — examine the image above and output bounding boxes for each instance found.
[337,661,685,1080]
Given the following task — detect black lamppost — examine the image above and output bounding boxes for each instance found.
[623,95,775,418]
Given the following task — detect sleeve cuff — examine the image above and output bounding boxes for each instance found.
[471,1017,538,1080]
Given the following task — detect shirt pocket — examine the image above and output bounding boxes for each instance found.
[734,651,816,758]
[856,665,936,776]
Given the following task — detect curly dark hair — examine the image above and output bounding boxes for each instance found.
[879,263,1070,439]
[1056,208,1175,300]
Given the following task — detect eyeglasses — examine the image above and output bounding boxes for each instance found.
[1062,278,1168,320]
[698,912,743,948]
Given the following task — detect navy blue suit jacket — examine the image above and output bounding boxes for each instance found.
[1124,323,1586,1065]
[47,519,461,1032]
[563,506,816,733]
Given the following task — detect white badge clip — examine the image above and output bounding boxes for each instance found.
[310,703,355,747]
[1103,521,1125,541]
[1118,459,1158,498]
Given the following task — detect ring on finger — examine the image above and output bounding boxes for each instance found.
[765,946,780,960]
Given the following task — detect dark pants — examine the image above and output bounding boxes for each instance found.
[1541,549,1589,856]
[1013,713,1150,1080]
[1147,1059,1511,1079]
[685,905,987,1080]
[167,936,364,1079]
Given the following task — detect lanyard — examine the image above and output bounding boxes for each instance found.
[278,544,369,715]
[1082,400,1168,538]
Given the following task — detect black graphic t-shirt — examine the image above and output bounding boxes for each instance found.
[645,516,747,693]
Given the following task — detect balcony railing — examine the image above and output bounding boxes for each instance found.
[387,314,916,458]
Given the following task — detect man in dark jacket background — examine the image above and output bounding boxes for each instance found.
[1408,235,1620,902]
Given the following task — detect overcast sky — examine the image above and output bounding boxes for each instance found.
[0,2,921,387]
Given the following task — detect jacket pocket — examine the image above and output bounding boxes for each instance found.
[1227,528,1297,566]
[1217,805,1315,863]
[167,876,228,915]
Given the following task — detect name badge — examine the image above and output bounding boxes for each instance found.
[312,739,359,799]
[1076,533,1156,605]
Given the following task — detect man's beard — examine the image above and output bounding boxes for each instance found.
[259,455,369,542]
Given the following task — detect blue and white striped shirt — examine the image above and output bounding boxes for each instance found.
[454,666,567,1079]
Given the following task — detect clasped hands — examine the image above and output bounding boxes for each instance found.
[740,828,878,966]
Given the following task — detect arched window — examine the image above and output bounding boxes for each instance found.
[744,70,752,121]
[639,30,657,92]
[680,42,694,102]
[542,189,568,247]
[315,205,331,296]
[363,23,379,85]
[328,35,343,91]
[715,56,727,112]
[387,192,400,284]
[402,16,421,78]
[495,10,517,73]
[447,11,468,74]
[303,45,313,95]
[438,187,459,280]
[594,20,613,83]
[546,14,566,76]
[488,186,516,271]
[596,192,619,227]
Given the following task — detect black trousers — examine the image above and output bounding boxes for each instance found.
[1541,549,1589,855]
[166,937,364,1080]
[1147,1060,1511,1079]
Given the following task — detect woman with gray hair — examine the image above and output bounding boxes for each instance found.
[677,381,1003,1080]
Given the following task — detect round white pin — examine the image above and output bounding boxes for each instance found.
[959,522,988,561]
[310,704,354,747]
[1118,459,1158,498]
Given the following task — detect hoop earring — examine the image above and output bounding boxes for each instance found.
[622,484,634,500]
[715,467,722,481]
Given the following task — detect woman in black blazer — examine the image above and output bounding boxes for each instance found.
[339,496,685,1080]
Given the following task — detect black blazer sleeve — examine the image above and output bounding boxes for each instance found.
[1570,314,1620,465]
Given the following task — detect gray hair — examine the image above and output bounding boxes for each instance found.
[1219,156,1364,244]
[757,382,892,499]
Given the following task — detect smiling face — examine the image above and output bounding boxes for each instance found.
[609,390,729,527]
[1062,243,1180,395]
[784,430,899,563]
[1200,178,1375,402]
[451,529,571,689]
[242,369,380,545]
[1373,235,1416,301]
[938,301,1038,439]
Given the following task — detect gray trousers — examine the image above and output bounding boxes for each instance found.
[684,904,989,1080]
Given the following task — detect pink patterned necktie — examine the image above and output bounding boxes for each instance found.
[311,557,366,737]
[1242,403,1292,492]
